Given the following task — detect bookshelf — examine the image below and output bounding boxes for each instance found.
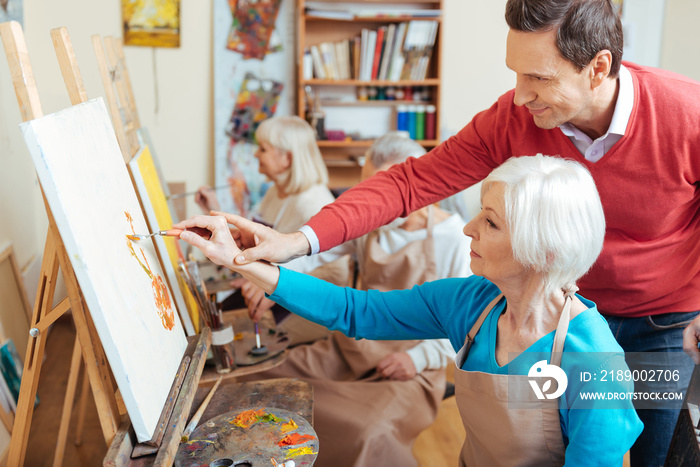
[297,0,443,187]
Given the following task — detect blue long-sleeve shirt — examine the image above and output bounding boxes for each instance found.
[270,268,644,466]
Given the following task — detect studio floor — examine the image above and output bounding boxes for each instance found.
[22,315,465,466]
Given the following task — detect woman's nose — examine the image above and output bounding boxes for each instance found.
[463,220,476,239]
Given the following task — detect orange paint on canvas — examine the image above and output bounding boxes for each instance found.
[124,211,176,330]
[277,433,316,447]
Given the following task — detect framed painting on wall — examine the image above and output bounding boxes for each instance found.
[122,0,180,48]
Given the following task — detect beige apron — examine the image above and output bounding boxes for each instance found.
[240,207,446,467]
[455,292,571,466]
[331,205,438,378]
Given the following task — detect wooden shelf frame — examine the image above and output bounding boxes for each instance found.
[303,78,439,86]
[297,0,444,186]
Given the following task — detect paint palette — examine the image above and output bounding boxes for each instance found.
[175,406,318,467]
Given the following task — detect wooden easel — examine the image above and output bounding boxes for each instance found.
[0,21,121,466]
[92,34,141,163]
[1,22,214,466]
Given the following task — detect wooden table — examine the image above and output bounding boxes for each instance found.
[199,308,288,386]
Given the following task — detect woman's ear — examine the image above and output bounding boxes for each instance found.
[283,150,293,170]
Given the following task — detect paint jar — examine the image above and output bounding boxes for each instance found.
[309,111,326,140]
[407,105,418,139]
[415,105,426,140]
[357,86,368,101]
[211,324,237,373]
[425,105,436,140]
[396,105,409,133]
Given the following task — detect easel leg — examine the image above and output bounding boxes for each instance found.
[74,363,91,446]
[53,336,82,467]
[7,232,60,467]
[71,295,120,445]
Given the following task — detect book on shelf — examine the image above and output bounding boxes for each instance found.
[378,23,396,81]
[308,20,438,83]
[310,45,326,79]
[371,26,386,80]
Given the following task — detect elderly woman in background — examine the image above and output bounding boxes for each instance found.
[196,115,349,344]
[176,154,643,466]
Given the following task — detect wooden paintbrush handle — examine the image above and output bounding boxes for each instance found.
[164,227,212,240]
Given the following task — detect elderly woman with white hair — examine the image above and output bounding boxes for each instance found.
[196,115,349,344]
[176,154,643,466]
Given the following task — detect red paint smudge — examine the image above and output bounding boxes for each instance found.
[277,433,315,446]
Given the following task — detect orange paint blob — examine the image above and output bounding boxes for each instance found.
[230,409,265,428]
[277,433,316,446]
[124,211,176,330]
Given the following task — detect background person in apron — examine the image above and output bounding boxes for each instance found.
[236,133,471,467]
[178,154,644,466]
[195,116,350,344]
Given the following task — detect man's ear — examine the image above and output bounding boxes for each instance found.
[589,50,613,89]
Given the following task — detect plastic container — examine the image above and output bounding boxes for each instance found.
[415,105,426,140]
[396,105,409,133]
[211,324,236,373]
[407,105,418,139]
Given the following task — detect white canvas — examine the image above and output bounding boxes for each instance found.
[20,98,188,442]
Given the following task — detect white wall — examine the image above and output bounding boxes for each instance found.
[441,0,511,136]
[0,0,698,293]
[661,0,700,80]
[0,0,212,276]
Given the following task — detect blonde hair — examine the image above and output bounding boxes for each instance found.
[255,116,328,195]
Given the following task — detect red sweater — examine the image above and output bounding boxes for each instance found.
[307,62,700,317]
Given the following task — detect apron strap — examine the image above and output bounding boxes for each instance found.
[463,293,504,349]
[550,284,578,367]
[426,205,434,237]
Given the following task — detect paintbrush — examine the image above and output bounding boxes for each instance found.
[127,227,212,241]
[168,184,231,200]
[250,322,268,356]
[180,376,224,443]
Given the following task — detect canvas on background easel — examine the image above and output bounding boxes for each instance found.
[0,21,210,466]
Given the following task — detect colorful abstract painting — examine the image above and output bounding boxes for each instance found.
[214,0,293,217]
[20,98,187,442]
[226,0,282,59]
[122,0,180,48]
[225,73,283,142]
[129,145,199,334]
